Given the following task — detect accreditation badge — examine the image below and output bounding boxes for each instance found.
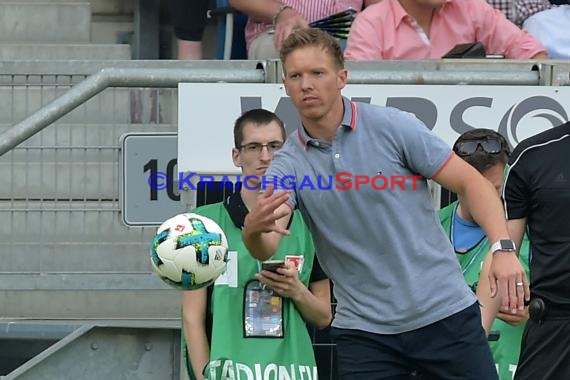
[243,280,283,338]
[285,255,304,272]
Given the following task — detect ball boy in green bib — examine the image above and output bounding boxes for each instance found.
[181,109,331,380]
[439,129,530,380]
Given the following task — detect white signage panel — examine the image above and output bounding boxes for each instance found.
[178,83,570,175]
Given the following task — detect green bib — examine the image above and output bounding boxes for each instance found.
[185,202,319,380]
[439,202,531,380]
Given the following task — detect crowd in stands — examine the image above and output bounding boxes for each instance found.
[168,0,568,60]
[228,0,383,59]
[485,0,569,59]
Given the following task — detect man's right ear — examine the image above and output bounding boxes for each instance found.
[232,148,242,167]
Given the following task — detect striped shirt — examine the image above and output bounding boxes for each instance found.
[244,0,365,49]
[486,0,551,26]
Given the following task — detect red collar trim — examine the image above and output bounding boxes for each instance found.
[348,101,357,130]
[296,100,357,148]
[297,130,308,150]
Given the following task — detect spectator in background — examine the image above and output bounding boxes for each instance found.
[439,129,531,380]
[229,0,381,59]
[486,0,551,27]
[523,4,570,59]
[485,0,569,60]
[167,0,209,59]
[344,0,548,60]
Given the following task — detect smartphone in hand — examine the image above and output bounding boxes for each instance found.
[261,260,285,273]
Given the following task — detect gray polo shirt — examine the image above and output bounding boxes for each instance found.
[266,97,476,334]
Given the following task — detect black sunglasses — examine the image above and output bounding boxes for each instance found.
[453,138,508,157]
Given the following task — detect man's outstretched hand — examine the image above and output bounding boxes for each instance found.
[244,185,292,236]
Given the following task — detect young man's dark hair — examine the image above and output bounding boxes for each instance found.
[233,108,286,148]
[442,128,531,380]
[453,129,511,173]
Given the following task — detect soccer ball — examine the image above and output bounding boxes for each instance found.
[150,213,229,290]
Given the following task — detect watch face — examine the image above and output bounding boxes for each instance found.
[500,240,515,250]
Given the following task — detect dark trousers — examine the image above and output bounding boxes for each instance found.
[331,302,498,380]
[168,0,209,41]
[514,319,570,380]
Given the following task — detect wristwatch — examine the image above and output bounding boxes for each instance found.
[491,239,517,254]
[272,4,293,27]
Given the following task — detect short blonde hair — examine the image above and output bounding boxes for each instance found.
[280,28,345,71]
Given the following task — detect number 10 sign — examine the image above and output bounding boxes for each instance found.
[119,132,187,226]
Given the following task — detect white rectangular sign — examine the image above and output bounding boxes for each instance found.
[178,83,570,175]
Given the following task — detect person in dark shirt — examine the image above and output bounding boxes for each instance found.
[483,121,570,380]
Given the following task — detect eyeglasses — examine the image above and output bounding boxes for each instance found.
[238,141,284,154]
[453,138,507,157]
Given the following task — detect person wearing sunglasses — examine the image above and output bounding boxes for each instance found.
[478,121,570,380]
[181,109,331,380]
[439,129,531,380]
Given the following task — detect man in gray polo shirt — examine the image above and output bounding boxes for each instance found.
[243,28,528,379]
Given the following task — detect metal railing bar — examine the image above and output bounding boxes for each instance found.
[0,66,265,157]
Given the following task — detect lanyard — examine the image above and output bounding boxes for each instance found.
[450,204,488,275]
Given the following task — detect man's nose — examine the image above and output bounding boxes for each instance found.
[301,74,313,89]
[259,145,272,160]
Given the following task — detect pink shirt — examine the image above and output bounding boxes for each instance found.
[244,0,364,49]
[344,0,546,60]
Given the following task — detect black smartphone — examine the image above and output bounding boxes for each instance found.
[488,331,501,342]
[442,42,486,59]
[261,260,285,273]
